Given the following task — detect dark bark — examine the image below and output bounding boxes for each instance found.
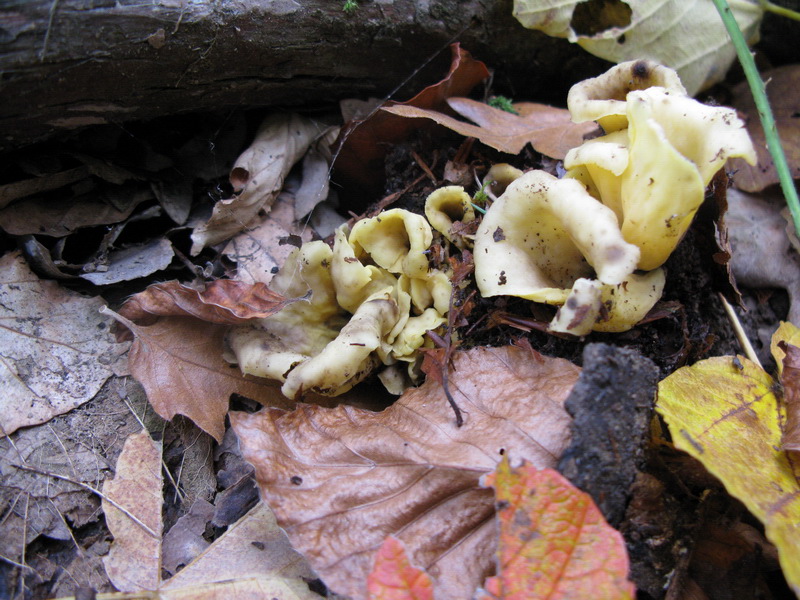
[0,0,610,153]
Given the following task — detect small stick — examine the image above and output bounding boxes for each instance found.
[718,292,763,369]
[11,464,159,539]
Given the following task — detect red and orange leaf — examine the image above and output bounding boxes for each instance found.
[480,460,635,600]
[367,537,434,600]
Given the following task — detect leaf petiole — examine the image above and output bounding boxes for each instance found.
[758,0,800,21]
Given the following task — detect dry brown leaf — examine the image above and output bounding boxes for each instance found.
[729,65,800,193]
[231,345,580,600]
[727,187,800,324]
[108,312,295,442]
[117,278,298,334]
[383,98,598,158]
[778,341,800,453]
[102,430,163,592]
[0,186,150,237]
[190,113,323,253]
[0,252,129,436]
[332,44,490,207]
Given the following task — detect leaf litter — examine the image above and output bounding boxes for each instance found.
[100,429,320,598]
[1,31,800,600]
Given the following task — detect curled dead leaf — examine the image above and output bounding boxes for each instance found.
[116,279,300,339]
[332,43,490,207]
[191,113,323,253]
[383,98,598,158]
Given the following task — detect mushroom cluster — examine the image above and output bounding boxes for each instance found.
[228,60,757,400]
[473,60,756,335]
[227,209,454,399]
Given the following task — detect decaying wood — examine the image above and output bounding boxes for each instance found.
[0,0,609,152]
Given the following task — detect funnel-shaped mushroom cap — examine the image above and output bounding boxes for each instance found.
[568,59,686,133]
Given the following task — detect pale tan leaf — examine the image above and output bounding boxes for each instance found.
[107,312,295,442]
[101,434,320,599]
[231,345,580,600]
[0,252,129,436]
[383,98,596,158]
[223,193,314,285]
[102,430,163,592]
[162,502,317,593]
[190,113,323,254]
[512,0,763,96]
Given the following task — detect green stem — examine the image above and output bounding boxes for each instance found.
[759,0,800,21]
[713,0,800,239]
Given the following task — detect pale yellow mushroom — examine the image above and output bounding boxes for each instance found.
[474,170,640,302]
[227,209,452,398]
[564,130,629,221]
[349,209,433,278]
[473,169,659,334]
[391,307,447,360]
[547,270,666,336]
[567,86,756,270]
[594,270,666,333]
[331,225,397,313]
[227,241,345,383]
[567,59,686,133]
[424,186,475,247]
[483,163,524,198]
[281,290,400,399]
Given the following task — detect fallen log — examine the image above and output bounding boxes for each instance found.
[0,0,609,152]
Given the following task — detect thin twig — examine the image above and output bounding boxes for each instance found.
[718,292,763,369]
[712,0,800,239]
[40,0,60,61]
[10,464,159,539]
[0,554,36,573]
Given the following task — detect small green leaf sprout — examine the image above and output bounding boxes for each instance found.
[471,180,491,214]
[343,0,358,13]
[488,95,518,115]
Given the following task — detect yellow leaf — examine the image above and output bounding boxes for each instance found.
[657,346,800,595]
[511,0,763,95]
